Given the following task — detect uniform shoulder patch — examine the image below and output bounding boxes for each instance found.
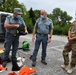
[6,15,12,19]
[47,18,52,21]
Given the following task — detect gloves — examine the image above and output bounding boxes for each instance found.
[17,25,27,35]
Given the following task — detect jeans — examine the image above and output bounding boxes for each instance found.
[3,32,19,61]
[32,33,48,62]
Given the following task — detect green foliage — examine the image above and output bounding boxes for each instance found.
[48,8,72,26]
[53,24,71,35]
[61,24,71,35]
[53,25,62,35]
[0,0,26,13]
[23,12,33,33]
[0,0,5,11]
[28,8,35,25]
[0,0,73,34]
[34,10,40,19]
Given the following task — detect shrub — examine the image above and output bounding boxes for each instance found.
[53,25,70,35]
[61,25,70,35]
[53,25,62,35]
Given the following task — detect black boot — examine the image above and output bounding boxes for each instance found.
[2,61,7,67]
[12,60,21,71]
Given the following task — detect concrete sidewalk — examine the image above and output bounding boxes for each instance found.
[0,34,76,75]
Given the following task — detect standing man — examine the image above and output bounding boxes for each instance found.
[61,20,76,74]
[32,10,54,67]
[2,8,28,71]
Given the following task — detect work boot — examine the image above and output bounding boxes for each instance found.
[32,61,36,67]
[67,66,73,74]
[12,60,22,71]
[12,66,21,71]
[7,58,11,62]
[2,61,7,67]
[61,65,68,71]
[41,60,47,65]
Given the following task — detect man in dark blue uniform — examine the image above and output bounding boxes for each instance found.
[2,8,28,71]
[32,10,54,67]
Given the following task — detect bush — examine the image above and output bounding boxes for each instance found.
[53,25,62,35]
[61,25,70,35]
[53,25,70,35]
[26,24,33,33]
[23,14,34,33]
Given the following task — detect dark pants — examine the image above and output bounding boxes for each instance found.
[32,33,48,62]
[3,32,19,61]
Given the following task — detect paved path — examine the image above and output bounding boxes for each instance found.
[0,34,76,75]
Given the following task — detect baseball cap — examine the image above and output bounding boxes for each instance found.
[14,8,22,14]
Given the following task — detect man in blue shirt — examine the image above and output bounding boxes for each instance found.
[2,8,28,71]
[32,10,54,67]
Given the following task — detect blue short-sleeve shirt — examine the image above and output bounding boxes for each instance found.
[35,17,54,34]
[4,15,26,34]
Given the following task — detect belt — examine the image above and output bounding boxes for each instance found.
[37,33,48,36]
[7,32,19,36]
[14,34,17,36]
[14,33,19,36]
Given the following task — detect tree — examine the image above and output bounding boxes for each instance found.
[0,0,27,13]
[34,10,40,19]
[29,7,35,25]
[24,11,33,33]
[5,0,20,12]
[60,11,72,25]
[50,8,72,26]
[0,0,6,11]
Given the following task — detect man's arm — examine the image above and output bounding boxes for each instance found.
[49,29,53,38]
[32,27,36,37]
[21,18,28,33]
[32,27,37,42]
[68,30,71,38]
[24,26,28,33]
[47,29,53,43]
[4,24,19,29]
[4,16,19,29]
[68,30,76,41]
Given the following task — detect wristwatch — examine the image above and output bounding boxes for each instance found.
[49,36,51,39]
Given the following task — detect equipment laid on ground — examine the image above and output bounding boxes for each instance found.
[17,41,30,67]
[18,66,36,75]
[0,65,7,73]
[22,41,29,51]
[17,57,25,67]
[8,72,17,75]
[0,48,4,64]
[0,48,11,65]
[7,66,36,75]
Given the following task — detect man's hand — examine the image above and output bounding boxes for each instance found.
[68,37,75,42]
[47,37,51,43]
[32,36,35,42]
[15,24,19,28]
[4,24,19,29]
[25,30,28,34]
